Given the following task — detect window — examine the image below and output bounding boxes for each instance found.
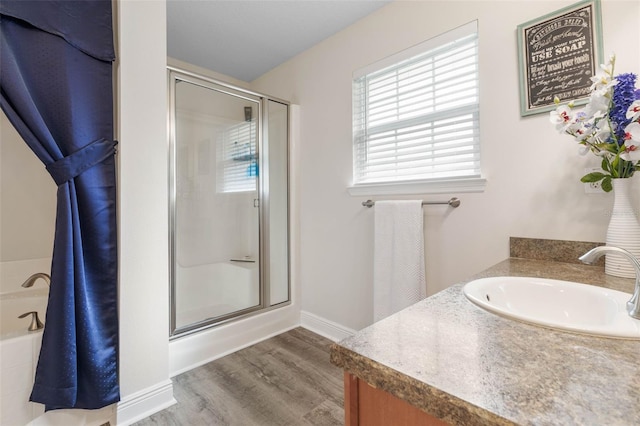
[217,120,258,193]
[352,21,481,192]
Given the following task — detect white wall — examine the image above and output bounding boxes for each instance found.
[252,0,640,331]
[0,111,56,262]
[116,0,175,424]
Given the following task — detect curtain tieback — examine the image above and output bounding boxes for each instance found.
[46,138,117,186]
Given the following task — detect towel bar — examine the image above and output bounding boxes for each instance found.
[362,198,460,208]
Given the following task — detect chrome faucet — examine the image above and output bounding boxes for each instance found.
[579,246,640,320]
[21,272,51,288]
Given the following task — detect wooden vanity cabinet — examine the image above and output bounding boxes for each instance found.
[344,372,449,426]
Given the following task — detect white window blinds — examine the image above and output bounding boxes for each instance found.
[217,120,258,193]
[353,21,480,186]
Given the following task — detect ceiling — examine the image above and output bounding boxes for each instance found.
[167,0,391,82]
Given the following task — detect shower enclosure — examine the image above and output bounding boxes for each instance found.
[168,68,290,337]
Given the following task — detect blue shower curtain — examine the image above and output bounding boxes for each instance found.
[0,0,119,410]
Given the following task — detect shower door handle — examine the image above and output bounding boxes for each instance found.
[254,199,260,208]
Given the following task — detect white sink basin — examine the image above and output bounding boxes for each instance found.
[463,276,640,339]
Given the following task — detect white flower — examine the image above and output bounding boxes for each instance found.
[620,148,640,162]
[593,119,613,143]
[624,121,640,141]
[585,92,610,116]
[550,105,575,132]
[589,55,618,97]
[578,144,591,156]
[590,77,617,96]
[626,100,640,122]
[595,149,612,158]
[621,122,640,162]
[550,52,638,184]
[592,55,614,78]
[603,54,616,73]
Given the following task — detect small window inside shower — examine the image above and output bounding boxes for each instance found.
[217,118,258,193]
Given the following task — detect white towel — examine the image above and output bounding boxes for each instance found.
[373,200,426,322]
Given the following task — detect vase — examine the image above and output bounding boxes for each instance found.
[605,177,640,278]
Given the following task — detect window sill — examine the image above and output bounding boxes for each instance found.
[347,177,487,196]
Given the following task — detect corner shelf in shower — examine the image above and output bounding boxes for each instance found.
[230,258,256,263]
[231,153,257,162]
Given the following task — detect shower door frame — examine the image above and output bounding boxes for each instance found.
[167,67,291,339]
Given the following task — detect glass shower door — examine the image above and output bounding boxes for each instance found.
[171,76,262,334]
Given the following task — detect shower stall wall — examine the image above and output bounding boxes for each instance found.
[168,68,290,338]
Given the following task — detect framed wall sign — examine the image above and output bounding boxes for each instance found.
[517,0,603,116]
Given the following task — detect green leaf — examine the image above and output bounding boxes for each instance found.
[601,158,610,173]
[612,155,620,176]
[601,176,613,192]
[580,172,606,183]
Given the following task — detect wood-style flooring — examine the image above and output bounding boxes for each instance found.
[134,327,344,426]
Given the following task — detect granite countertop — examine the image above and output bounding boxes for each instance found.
[330,257,640,425]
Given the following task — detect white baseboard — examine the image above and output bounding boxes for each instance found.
[114,310,352,424]
[116,380,176,426]
[300,311,357,342]
[169,304,300,377]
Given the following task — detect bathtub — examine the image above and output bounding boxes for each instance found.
[0,259,49,425]
[0,258,117,426]
[0,288,48,425]
[175,260,260,330]
[1,288,48,336]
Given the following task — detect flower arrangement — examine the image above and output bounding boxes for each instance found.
[550,54,640,192]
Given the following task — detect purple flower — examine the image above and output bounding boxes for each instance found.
[610,73,637,144]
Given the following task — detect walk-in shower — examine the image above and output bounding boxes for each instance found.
[168,68,290,337]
